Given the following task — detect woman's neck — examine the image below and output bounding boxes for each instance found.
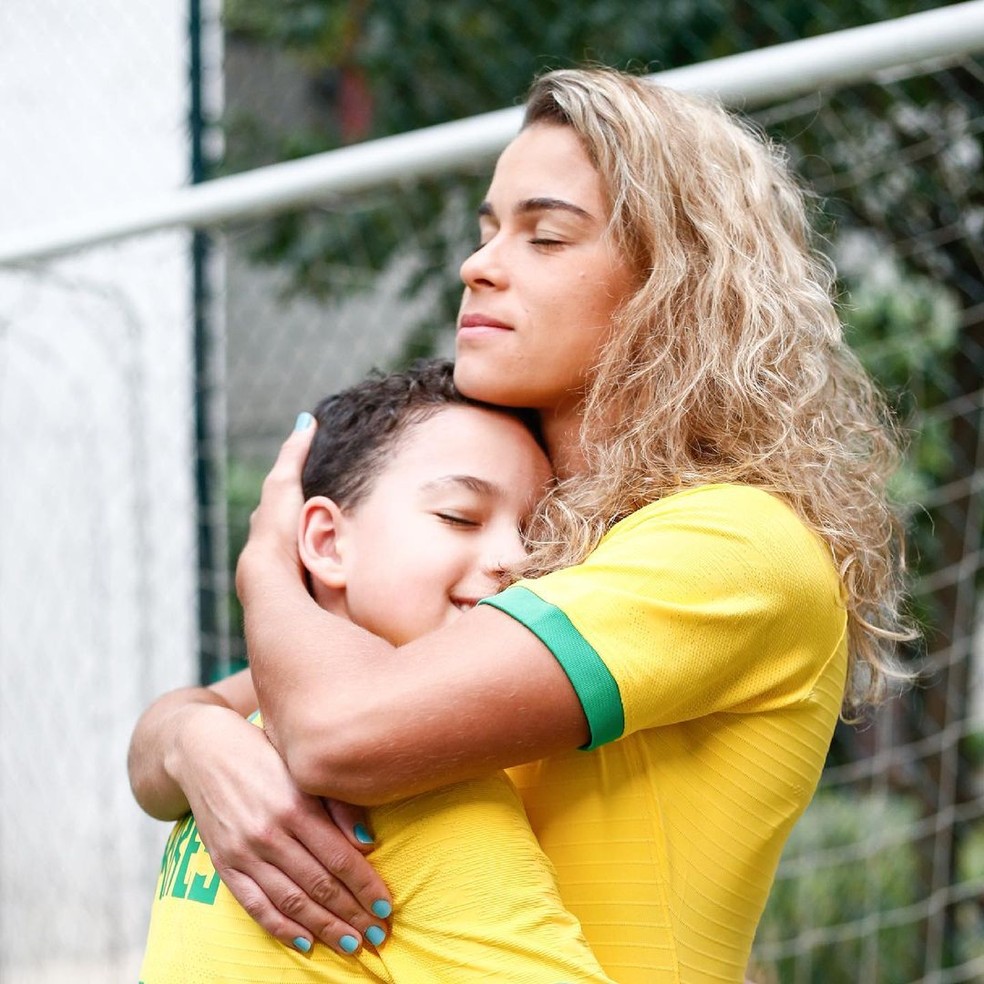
[540,408,587,481]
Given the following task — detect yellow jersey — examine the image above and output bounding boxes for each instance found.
[140,754,612,982]
[485,484,848,982]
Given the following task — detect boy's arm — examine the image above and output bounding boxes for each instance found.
[127,668,256,819]
[127,684,239,820]
[209,665,259,715]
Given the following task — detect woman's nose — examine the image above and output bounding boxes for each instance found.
[459,239,503,290]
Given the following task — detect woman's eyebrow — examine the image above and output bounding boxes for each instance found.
[477,197,595,221]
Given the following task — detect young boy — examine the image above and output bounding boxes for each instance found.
[138,360,613,983]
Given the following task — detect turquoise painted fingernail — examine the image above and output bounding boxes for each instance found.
[339,934,359,954]
[294,411,314,431]
[292,937,312,954]
[353,823,374,844]
[365,925,386,947]
[371,899,392,919]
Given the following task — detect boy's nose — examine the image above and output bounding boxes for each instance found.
[482,536,528,584]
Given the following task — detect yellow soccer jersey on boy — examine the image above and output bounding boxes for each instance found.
[140,762,613,983]
[484,484,849,984]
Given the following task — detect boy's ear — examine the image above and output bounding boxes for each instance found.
[298,496,348,591]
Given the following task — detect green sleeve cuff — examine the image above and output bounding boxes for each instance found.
[480,585,624,749]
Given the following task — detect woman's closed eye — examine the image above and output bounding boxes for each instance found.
[435,511,480,528]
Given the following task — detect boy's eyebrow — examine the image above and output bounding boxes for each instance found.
[419,474,501,497]
[477,197,595,222]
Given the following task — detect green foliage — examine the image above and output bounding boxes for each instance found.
[842,260,961,581]
[753,792,924,981]
[754,789,984,979]
[955,816,984,965]
[224,0,948,134]
[225,0,356,57]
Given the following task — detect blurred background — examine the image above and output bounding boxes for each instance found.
[1,1,983,980]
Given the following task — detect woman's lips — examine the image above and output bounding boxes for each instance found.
[457,314,514,337]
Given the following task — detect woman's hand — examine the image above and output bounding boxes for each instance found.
[236,412,317,607]
[129,690,393,955]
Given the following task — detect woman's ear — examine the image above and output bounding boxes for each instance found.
[298,496,348,591]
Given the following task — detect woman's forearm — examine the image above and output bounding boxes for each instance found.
[241,542,586,803]
[239,547,399,801]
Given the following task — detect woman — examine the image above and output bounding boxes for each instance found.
[129,67,912,982]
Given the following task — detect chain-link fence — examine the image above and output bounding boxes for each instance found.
[2,1,983,981]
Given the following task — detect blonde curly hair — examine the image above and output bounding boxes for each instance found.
[516,67,915,714]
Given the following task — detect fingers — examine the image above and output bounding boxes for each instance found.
[209,820,391,956]
[219,863,377,958]
[236,413,317,595]
[295,806,393,940]
[176,713,391,956]
[265,412,318,489]
[219,798,392,952]
[318,802,395,944]
[324,799,377,854]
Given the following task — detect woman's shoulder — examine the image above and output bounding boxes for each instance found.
[609,483,816,545]
[598,483,840,597]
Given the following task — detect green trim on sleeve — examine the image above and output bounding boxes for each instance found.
[480,585,624,749]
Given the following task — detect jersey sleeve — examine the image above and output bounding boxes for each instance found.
[480,484,847,749]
